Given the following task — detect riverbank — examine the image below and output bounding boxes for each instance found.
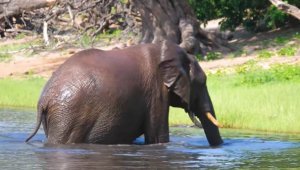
[1,23,300,134]
[172,63,300,133]
[1,64,299,133]
[0,77,45,107]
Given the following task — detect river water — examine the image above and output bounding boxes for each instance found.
[0,108,299,169]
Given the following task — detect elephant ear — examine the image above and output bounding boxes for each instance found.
[159,41,191,104]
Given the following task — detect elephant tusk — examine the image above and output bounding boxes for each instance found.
[188,112,202,128]
[206,112,221,128]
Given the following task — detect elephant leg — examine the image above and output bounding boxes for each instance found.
[144,89,170,144]
[46,107,93,144]
[66,127,89,143]
[47,122,90,144]
[144,106,169,144]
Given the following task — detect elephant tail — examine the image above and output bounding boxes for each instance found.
[25,107,45,143]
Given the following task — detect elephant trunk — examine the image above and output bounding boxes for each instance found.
[197,87,223,146]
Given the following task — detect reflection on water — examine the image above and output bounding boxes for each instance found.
[0,108,299,169]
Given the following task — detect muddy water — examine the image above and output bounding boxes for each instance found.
[0,108,299,169]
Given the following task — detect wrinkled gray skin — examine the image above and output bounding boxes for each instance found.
[26,41,223,146]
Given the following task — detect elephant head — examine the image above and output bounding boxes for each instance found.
[159,41,223,146]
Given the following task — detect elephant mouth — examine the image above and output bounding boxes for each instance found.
[188,112,221,128]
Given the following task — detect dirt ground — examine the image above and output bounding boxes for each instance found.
[0,23,300,78]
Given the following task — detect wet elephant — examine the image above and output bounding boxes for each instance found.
[26,41,223,146]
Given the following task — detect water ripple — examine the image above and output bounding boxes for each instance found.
[0,108,300,169]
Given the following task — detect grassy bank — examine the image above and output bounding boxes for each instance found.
[210,77,300,133]
[170,80,300,133]
[170,64,300,133]
[0,64,299,133]
[0,77,45,108]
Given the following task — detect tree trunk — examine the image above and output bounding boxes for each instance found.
[0,0,56,33]
[131,0,232,55]
[269,0,300,20]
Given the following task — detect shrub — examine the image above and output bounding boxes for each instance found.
[277,46,297,57]
[205,52,221,61]
[195,54,203,61]
[189,0,300,32]
[264,5,287,30]
[258,50,273,58]
[294,32,300,40]
[274,36,289,45]
[235,60,258,74]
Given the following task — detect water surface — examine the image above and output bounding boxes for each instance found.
[0,108,299,169]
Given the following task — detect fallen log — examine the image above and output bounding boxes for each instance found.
[0,0,56,20]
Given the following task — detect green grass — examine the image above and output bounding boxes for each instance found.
[0,39,42,53]
[0,77,46,108]
[15,33,27,40]
[170,79,300,133]
[209,75,300,133]
[169,107,193,126]
[0,53,12,62]
[230,49,247,58]
[78,29,122,47]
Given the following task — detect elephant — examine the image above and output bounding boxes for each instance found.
[26,41,223,146]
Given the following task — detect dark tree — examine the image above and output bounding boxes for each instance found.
[132,0,232,55]
[0,0,233,55]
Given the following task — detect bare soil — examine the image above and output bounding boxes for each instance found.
[0,42,121,78]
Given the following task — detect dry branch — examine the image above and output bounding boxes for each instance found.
[0,0,138,48]
[43,21,49,45]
